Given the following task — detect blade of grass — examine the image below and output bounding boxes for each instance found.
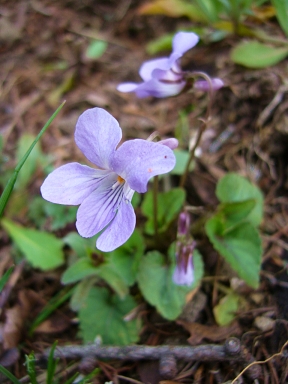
[63,372,81,384]
[0,101,66,218]
[47,341,59,384]
[0,365,22,384]
[0,266,14,293]
[29,286,75,335]
[77,368,101,383]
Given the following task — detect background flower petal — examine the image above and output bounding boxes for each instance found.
[194,78,224,91]
[158,138,179,150]
[117,83,138,92]
[76,174,122,238]
[75,107,122,170]
[172,31,199,56]
[139,57,170,80]
[96,199,136,252]
[134,78,186,98]
[40,163,109,205]
[111,139,176,193]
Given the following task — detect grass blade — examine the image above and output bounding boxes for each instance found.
[47,341,59,384]
[0,101,66,217]
[0,365,21,384]
[29,286,74,335]
[0,266,14,293]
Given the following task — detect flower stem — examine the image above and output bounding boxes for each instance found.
[180,72,214,188]
[153,175,159,237]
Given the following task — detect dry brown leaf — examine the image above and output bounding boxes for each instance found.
[3,290,31,349]
[34,313,71,334]
[177,320,241,345]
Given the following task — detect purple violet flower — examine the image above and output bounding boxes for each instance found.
[41,107,178,252]
[172,212,196,286]
[117,31,223,98]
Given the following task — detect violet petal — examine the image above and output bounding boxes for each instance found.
[111,139,176,193]
[172,31,199,56]
[75,108,122,170]
[139,57,170,81]
[117,83,138,92]
[135,78,186,98]
[40,163,110,205]
[194,78,224,91]
[76,172,123,238]
[158,138,179,150]
[96,198,136,252]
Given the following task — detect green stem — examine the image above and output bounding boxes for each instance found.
[153,175,159,238]
[180,72,214,188]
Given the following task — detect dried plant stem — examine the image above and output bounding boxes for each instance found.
[153,175,159,237]
[41,339,244,362]
[231,340,288,384]
[180,72,215,188]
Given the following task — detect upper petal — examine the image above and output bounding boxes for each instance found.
[96,199,136,252]
[75,108,122,170]
[111,139,176,193]
[172,31,199,57]
[40,163,110,205]
[76,173,123,238]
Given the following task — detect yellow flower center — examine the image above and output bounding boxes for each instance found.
[117,175,125,183]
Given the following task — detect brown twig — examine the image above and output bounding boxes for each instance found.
[41,338,244,363]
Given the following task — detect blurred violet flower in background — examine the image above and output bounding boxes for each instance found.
[117,31,223,98]
[173,211,196,286]
[41,108,177,252]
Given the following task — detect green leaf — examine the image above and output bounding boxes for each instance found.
[15,134,41,190]
[70,278,96,311]
[0,101,65,218]
[139,0,208,22]
[79,287,141,345]
[231,41,288,68]
[63,231,144,298]
[172,150,195,175]
[44,203,77,230]
[29,197,77,230]
[108,229,145,286]
[142,188,186,235]
[131,192,141,208]
[61,258,99,285]
[216,173,263,227]
[85,40,107,59]
[137,249,204,320]
[63,232,97,258]
[146,33,174,55]
[218,199,256,229]
[1,218,64,270]
[95,264,129,299]
[205,216,262,288]
[213,293,240,326]
[271,0,288,36]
